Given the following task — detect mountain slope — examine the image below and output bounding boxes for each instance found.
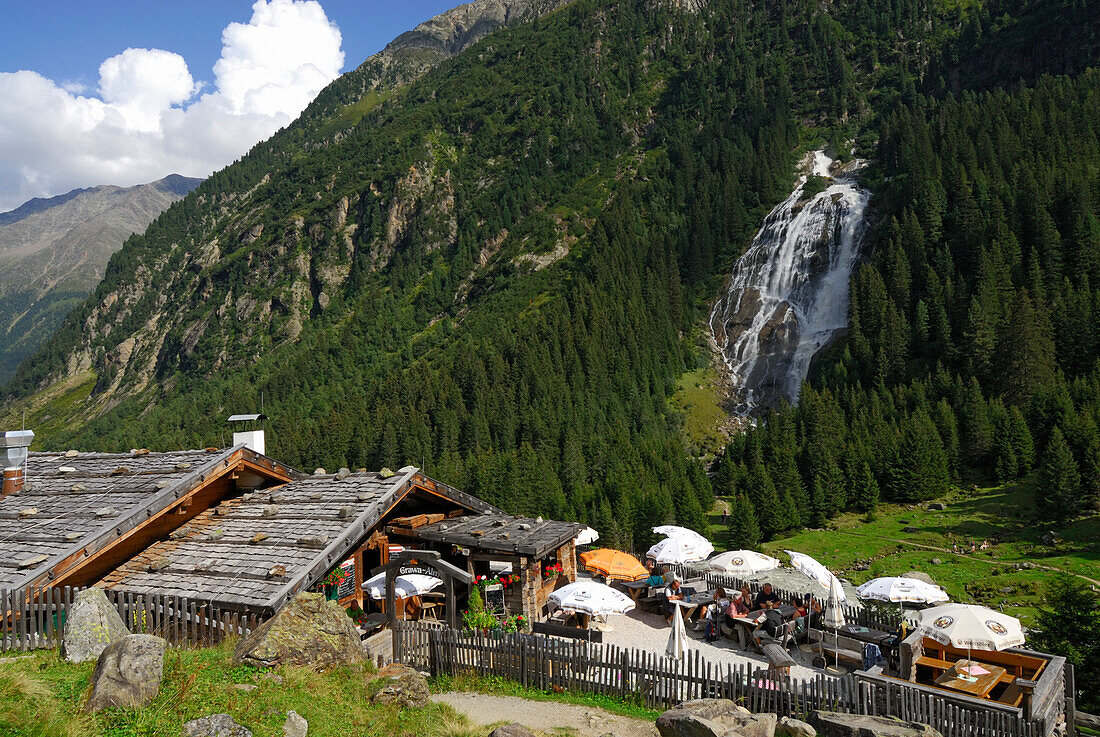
[3,0,1096,549]
[0,175,201,384]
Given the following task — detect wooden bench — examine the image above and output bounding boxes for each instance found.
[916,655,955,673]
[532,621,603,642]
[997,682,1024,707]
[762,642,796,676]
[810,629,864,667]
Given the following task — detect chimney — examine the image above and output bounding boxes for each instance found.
[227,414,266,455]
[2,430,34,497]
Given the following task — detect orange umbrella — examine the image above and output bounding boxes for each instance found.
[579,548,648,582]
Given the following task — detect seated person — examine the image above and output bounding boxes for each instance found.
[727,590,751,617]
[790,596,809,620]
[663,577,684,624]
[700,587,730,639]
[754,583,781,610]
[753,606,788,646]
[645,560,666,587]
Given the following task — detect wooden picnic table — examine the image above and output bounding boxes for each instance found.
[935,660,1008,699]
[671,591,713,622]
[617,579,653,602]
[726,605,795,650]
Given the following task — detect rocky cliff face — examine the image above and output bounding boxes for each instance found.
[0,175,201,384]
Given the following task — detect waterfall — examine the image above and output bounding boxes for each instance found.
[709,150,869,415]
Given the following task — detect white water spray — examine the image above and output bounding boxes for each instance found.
[709,150,869,414]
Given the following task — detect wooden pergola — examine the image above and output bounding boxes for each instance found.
[371,549,472,629]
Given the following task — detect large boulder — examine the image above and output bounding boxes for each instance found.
[370,662,430,709]
[656,699,774,737]
[489,725,537,737]
[184,714,253,737]
[84,634,166,712]
[233,592,365,670]
[777,717,816,737]
[62,587,130,663]
[809,712,941,737]
[284,710,308,737]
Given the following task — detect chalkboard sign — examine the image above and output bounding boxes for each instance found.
[484,584,506,616]
[337,561,356,600]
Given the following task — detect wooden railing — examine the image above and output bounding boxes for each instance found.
[1,586,265,651]
[393,621,1050,737]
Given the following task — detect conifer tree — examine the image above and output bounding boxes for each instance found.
[727,493,761,550]
[851,462,880,512]
[1039,427,1083,521]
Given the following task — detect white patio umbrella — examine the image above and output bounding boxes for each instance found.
[574,526,600,546]
[823,575,847,674]
[653,525,709,544]
[648,535,714,564]
[857,577,949,604]
[917,604,1025,652]
[706,550,781,577]
[548,581,636,617]
[785,550,847,602]
[666,602,687,660]
[363,572,443,600]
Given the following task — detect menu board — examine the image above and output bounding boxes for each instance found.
[337,560,357,600]
[484,583,506,616]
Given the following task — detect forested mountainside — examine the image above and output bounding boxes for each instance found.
[0,175,201,385]
[3,0,1098,550]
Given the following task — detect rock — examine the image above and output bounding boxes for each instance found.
[62,587,130,663]
[488,725,536,737]
[370,662,430,709]
[84,634,166,712]
[234,592,365,670]
[18,508,37,518]
[96,507,119,518]
[902,571,937,585]
[336,467,351,480]
[313,468,327,476]
[234,683,257,692]
[184,714,253,737]
[250,533,269,544]
[903,527,918,533]
[928,502,946,511]
[809,712,941,737]
[268,565,286,578]
[656,699,773,737]
[175,462,192,471]
[261,673,285,685]
[778,717,817,737]
[262,505,280,518]
[18,554,47,568]
[284,710,308,737]
[930,558,942,565]
[65,449,80,457]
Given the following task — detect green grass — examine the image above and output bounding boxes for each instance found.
[669,366,728,457]
[0,643,485,737]
[741,476,1100,625]
[428,673,659,722]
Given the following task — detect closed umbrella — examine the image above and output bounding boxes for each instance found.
[786,550,847,602]
[648,536,714,564]
[706,550,781,576]
[549,581,636,617]
[823,575,847,674]
[653,525,709,544]
[579,548,649,582]
[574,526,600,546]
[363,572,442,600]
[857,577,949,604]
[917,604,1024,652]
[666,602,687,660]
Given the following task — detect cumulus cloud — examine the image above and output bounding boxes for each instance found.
[0,0,344,212]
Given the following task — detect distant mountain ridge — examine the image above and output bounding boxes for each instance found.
[0,175,202,384]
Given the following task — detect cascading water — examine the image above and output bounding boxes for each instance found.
[709,150,870,415]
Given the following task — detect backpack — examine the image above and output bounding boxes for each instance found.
[764,609,785,638]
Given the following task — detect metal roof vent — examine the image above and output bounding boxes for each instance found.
[228,413,266,454]
[2,429,34,497]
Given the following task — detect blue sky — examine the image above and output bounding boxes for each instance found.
[0,0,462,210]
[0,1,457,80]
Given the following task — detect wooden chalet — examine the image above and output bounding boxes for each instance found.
[3,441,581,629]
[0,446,293,593]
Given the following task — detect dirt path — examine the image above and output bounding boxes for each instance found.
[431,692,658,737]
[834,529,1100,587]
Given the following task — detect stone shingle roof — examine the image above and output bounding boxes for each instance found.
[0,448,242,590]
[99,468,431,611]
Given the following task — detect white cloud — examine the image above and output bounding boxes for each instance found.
[0,0,344,212]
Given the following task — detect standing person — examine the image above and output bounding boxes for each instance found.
[703,586,730,642]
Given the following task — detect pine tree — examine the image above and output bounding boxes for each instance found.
[1039,427,1083,521]
[851,462,880,512]
[727,493,761,550]
[1031,575,1100,712]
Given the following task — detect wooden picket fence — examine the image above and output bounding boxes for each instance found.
[0,586,265,651]
[394,622,1043,737]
